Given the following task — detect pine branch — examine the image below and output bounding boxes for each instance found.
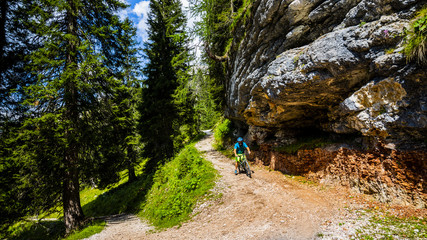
[204,41,228,62]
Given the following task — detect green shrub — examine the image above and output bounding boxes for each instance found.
[139,144,217,229]
[64,220,106,240]
[403,6,427,64]
[213,118,233,151]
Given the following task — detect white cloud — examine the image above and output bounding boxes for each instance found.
[132,1,151,42]
[133,0,150,17]
[117,8,132,21]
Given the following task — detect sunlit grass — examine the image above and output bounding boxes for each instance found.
[355,213,427,239]
[138,144,218,229]
[64,220,106,240]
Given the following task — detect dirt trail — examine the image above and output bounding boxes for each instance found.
[87,132,351,240]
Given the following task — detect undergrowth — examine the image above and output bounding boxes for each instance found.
[403,6,427,64]
[5,220,65,240]
[213,117,233,152]
[3,164,152,240]
[139,144,217,229]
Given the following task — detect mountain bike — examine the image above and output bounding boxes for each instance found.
[236,154,252,178]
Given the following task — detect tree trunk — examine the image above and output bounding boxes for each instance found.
[204,41,228,62]
[63,152,84,233]
[63,0,84,233]
[127,145,136,182]
[128,164,136,182]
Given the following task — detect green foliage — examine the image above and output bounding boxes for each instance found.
[82,173,154,218]
[4,219,106,240]
[0,0,39,123]
[385,47,396,54]
[139,0,197,172]
[190,0,253,109]
[191,68,221,129]
[3,220,65,240]
[64,220,106,240]
[403,6,427,64]
[139,144,217,228]
[2,162,150,239]
[0,0,140,233]
[213,118,233,151]
[229,0,253,33]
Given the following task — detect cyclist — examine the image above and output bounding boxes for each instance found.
[234,137,251,175]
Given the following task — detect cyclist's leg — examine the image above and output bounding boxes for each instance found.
[235,154,243,174]
[235,155,240,174]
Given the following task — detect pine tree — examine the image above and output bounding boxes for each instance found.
[191,0,235,109]
[0,0,40,122]
[0,0,42,231]
[191,67,221,129]
[110,19,142,182]
[139,0,196,171]
[3,0,137,233]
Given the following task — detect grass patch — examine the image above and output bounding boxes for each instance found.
[385,47,395,54]
[4,220,65,240]
[82,173,154,218]
[64,220,106,240]
[4,162,152,239]
[403,6,427,64]
[355,214,427,239]
[39,163,148,220]
[139,144,217,229]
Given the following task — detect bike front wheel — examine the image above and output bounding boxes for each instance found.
[244,160,251,178]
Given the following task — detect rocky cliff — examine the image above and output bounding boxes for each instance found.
[226,0,426,148]
[223,0,427,206]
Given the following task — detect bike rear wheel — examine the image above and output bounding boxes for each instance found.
[238,163,243,173]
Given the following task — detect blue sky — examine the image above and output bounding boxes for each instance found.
[118,0,202,60]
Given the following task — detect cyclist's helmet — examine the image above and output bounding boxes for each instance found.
[237,137,243,142]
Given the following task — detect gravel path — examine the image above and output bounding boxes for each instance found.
[85,132,366,240]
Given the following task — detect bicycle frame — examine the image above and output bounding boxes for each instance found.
[236,154,251,178]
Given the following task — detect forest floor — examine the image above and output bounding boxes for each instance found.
[86,132,426,240]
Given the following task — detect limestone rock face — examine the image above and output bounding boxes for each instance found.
[226,0,427,146]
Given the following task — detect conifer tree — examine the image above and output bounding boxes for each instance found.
[3,0,137,233]
[0,0,40,122]
[110,19,142,182]
[0,0,42,230]
[139,0,196,171]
